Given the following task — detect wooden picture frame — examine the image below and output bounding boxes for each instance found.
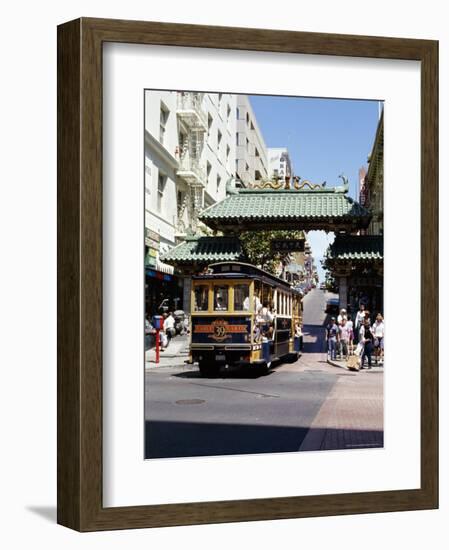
[57,17,438,531]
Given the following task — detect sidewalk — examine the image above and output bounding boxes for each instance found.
[300,360,384,451]
[145,334,191,369]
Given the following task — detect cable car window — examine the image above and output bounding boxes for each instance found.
[214,285,229,311]
[234,283,250,311]
[254,280,262,312]
[194,285,209,311]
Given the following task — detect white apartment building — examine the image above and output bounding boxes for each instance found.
[145,91,237,245]
[235,96,269,186]
[144,90,237,311]
[268,147,293,180]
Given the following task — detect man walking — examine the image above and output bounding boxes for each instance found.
[326,317,339,361]
[354,303,366,344]
[338,317,350,360]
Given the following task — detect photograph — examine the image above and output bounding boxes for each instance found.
[144,90,384,459]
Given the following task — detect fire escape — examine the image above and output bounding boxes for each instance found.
[176,92,208,234]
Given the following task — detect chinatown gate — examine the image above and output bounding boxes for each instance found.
[162,176,383,313]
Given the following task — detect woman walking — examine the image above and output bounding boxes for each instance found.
[359,318,374,369]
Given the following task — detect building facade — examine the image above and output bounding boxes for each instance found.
[268,147,293,180]
[235,96,269,186]
[145,90,240,313]
[324,108,384,314]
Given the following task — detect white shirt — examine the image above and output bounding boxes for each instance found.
[163,315,175,330]
[337,314,347,325]
[243,296,259,311]
[372,321,385,338]
[257,307,273,323]
[355,310,365,327]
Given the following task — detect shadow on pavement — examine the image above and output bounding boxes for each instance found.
[145,420,384,458]
[173,361,284,380]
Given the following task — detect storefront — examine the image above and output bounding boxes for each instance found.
[145,267,183,316]
[145,227,182,315]
[324,234,383,315]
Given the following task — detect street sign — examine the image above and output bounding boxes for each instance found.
[270,239,305,252]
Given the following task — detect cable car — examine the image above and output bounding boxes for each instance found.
[190,262,303,376]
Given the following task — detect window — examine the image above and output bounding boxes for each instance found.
[246,112,249,125]
[255,148,260,157]
[217,129,222,148]
[226,144,230,160]
[194,285,209,312]
[246,137,249,149]
[159,103,169,144]
[254,280,261,312]
[236,107,240,119]
[216,174,222,192]
[234,284,250,311]
[206,161,212,182]
[214,285,229,311]
[208,113,213,132]
[157,173,166,212]
[227,104,231,120]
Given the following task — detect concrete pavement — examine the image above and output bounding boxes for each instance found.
[144,289,383,457]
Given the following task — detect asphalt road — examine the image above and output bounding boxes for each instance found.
[145,289,340,459]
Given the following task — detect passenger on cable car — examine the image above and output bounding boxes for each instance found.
[257,301,274,340]
[243,293,262,312]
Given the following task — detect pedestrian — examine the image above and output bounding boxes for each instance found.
[163,311,176,341]
[183,314,190,335]
[346,315,354,355]
[338,317,350,360]
[295,321,303,352]
[326,316,339,361]
[372,313,385,365]
[359,318,374,369]
[337,308,347,325]
[354,303,366,344]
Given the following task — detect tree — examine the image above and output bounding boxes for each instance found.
[240,230,304,276]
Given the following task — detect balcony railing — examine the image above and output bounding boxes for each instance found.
[177,155,206,187]
[176,93,208,131]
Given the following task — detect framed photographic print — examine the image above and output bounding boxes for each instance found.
[57,17,438,531]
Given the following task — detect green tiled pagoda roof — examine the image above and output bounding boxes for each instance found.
[199,188,371,231]
[326,235,383,262]
[161,236,246,265]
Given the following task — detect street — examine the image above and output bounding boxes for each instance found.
[145,289,383,459]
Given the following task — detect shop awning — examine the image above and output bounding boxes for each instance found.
[161,235,246,266]
[155,258,175,274]
[325,235,383,262]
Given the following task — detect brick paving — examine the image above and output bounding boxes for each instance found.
[297,290,384,451]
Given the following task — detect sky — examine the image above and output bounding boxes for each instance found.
[249,95,382,281]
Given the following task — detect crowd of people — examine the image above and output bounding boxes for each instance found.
[325,303,384,369]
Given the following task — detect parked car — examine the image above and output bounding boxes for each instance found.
[320,282,326,290]
[325,298,339,315]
